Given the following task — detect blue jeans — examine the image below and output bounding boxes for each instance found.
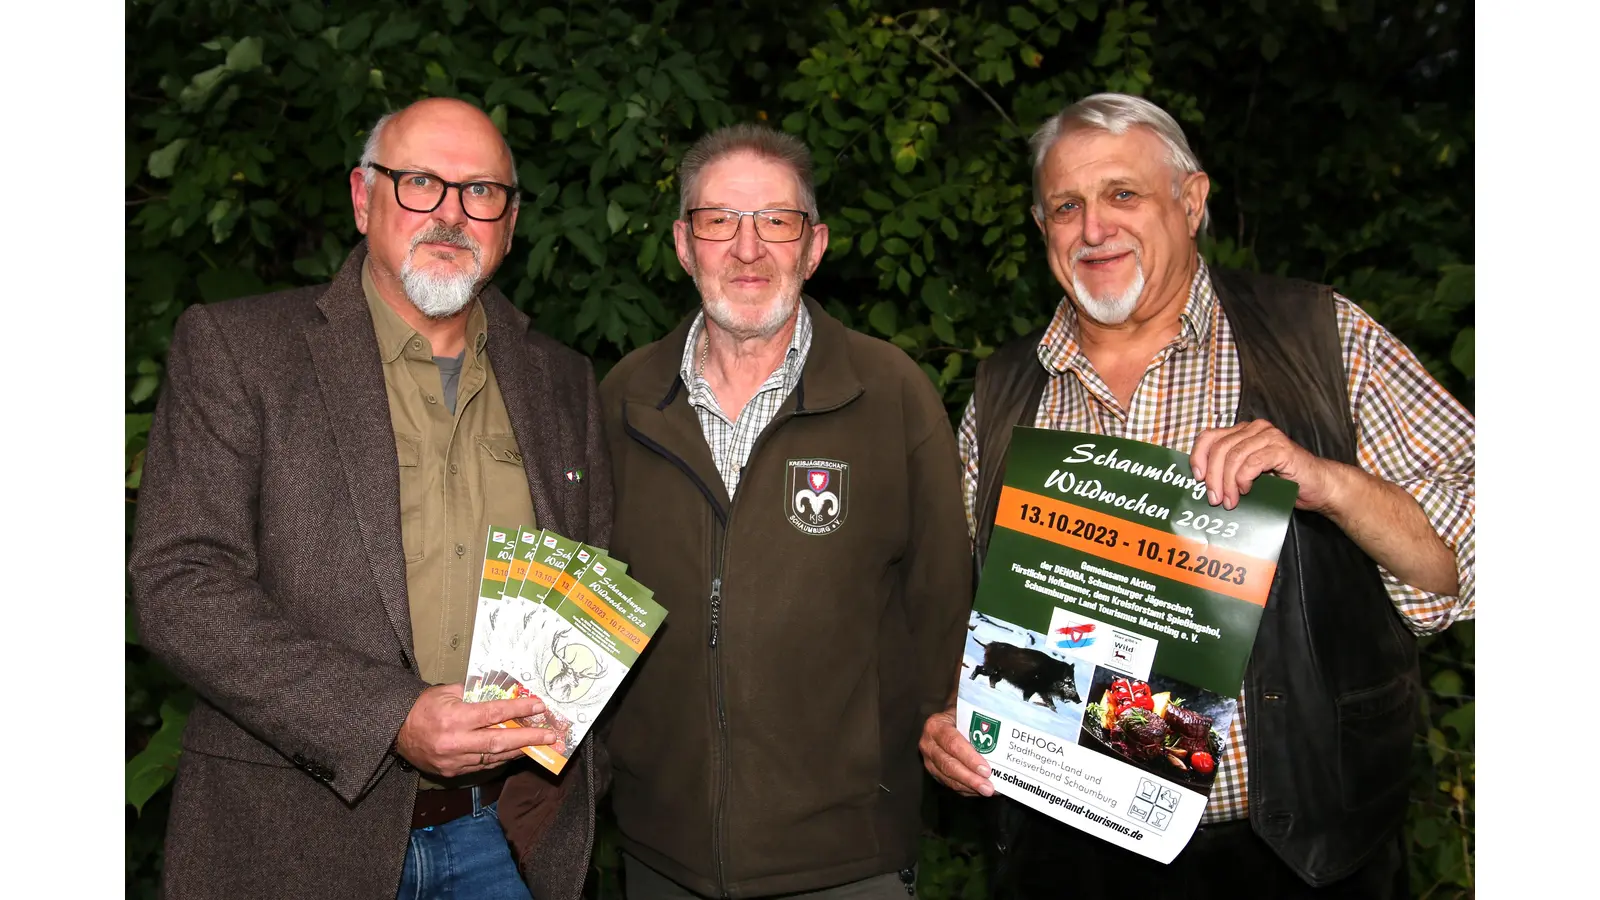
[397,787,532,900]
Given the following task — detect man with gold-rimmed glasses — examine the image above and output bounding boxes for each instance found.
[131,96,610,900]
[525,123,973,900]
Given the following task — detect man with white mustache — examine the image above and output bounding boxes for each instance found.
[585,124,973,900]
[919,93,1474,899]
[131,97,611,900]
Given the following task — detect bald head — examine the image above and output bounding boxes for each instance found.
[360,98,517,190]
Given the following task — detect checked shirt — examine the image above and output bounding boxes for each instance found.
[679,304,814,497]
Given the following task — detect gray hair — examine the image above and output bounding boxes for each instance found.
[358,107,520,192]
[1029,93,1208,231]
[678,124,819,221]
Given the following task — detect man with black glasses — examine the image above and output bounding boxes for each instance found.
[131,97,610,900]
[530,123,973,899]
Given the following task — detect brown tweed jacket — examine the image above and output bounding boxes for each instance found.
[129,243,612,900]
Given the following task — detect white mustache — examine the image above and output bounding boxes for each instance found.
[1072,242,1139,264]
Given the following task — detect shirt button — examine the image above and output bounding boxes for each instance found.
[455,543,466,557]
[410,339,423,352]
[449,463,459,475]
[426,393,438,404]
[450,634,461,649]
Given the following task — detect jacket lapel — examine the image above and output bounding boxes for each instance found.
[482,291,562,535]
[303,244,416,664]
[618,313,732,514]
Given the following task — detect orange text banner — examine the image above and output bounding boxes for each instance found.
[996,486,1277,607]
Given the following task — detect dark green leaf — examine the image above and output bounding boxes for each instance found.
[868,301,898,337]
[565,228,606,267]
[337,15,374,51]
[147,139,189,179]
[127,696,192,813]
[1440,702,1474,745]
[371,17,421,52]
[862,190,894,211]
[225,37,264,72]
[1449,328,1474,380]
[1429,669,1463,697]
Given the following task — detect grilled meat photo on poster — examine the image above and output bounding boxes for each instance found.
[1077,669,1235,790]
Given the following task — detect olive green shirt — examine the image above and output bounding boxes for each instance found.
[362,262,537,787]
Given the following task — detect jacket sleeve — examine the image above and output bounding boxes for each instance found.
[129,304,426,804]
[902,381,977,721]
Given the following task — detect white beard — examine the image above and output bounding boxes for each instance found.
[693,242,808,341]
[400,229,484,319]
[1070,247,1145,326]
[401,266,479,318]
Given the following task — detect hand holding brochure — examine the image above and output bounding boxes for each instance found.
[463,524,667,774]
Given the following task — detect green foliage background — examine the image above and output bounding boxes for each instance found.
[125,0,1474,896]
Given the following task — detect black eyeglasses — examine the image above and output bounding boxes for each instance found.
[367,163,518,222]
[686,208,810,243]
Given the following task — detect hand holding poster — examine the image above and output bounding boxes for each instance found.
[957,427,1296,862]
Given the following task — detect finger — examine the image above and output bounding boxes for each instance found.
[1196,427,1254,504]
[931,727,994,795]
[933,749,993,797]
[924,756,982,797]
[1216,435,1275,509]
[476,747,528,769]
[465,695,547,727]
[1209,422,1273,506]
[1233,446,1281,499]
[484,724,558,752]
[1220,427,1290,508]
[941,729,991,776]
[1189,424,1245,480]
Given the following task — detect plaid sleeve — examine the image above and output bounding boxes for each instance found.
[1336,296,1476,634]
[957,392,981,546]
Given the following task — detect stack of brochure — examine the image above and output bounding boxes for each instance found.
[465,525,667,774]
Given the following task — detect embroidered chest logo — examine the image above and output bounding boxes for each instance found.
[785,458,850,536]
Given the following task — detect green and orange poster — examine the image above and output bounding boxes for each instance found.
[957,427,1296,862]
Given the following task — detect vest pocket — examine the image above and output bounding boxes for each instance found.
[395,433,424,563]
[1335,675,1418,810]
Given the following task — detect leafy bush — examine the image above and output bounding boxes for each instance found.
[126,1,1473,896]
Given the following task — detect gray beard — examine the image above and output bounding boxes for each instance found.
[400,265,480,319]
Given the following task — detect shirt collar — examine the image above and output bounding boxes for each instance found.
[678,301,813,392]
[1037,255,1217,373]
[361,256,488,363]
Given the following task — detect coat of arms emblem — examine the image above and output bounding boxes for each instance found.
[785,458,849,535]
[969,711,1000,755]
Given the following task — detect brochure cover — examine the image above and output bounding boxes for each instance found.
[462,526,663,775]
